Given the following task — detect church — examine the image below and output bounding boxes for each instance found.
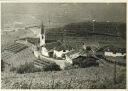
[39,22,72,59]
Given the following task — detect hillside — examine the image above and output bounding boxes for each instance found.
[1,21,126,89]
[45,21,126,49]
[1,63,126,89]
[46,21,126,38]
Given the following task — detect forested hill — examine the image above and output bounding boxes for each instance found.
[46,21,126,39]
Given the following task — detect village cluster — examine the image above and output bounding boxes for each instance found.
[27,23,126,69]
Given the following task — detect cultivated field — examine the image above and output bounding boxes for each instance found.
[1,63,126,89]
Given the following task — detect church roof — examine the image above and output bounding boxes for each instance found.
[44,41,62,51]
[97,45,126,53]
[54,44,73,51]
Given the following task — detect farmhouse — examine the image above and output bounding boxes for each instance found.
[64,49,80,64]
[96,45,126,57]
[41,41,74,59]
[64,46,95,64]
[53,44,73,58]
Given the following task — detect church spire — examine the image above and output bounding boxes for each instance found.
[41,21,44,34]
[40,21,45,46]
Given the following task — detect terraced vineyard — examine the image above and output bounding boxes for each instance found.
[2,42,28,61]
[34,59,55,69]
[3,47,37,68]
[4,43,28,53]
[2,51,14,61]
[1,41,37,71]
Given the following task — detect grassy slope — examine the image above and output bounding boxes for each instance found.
[1,63,126,89]
[1,29,37,70]
[1,29,35,50]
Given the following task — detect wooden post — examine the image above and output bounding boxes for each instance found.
[52,72,55,88]
[114,60,117,84]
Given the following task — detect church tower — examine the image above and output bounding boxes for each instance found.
[40,21,45,46]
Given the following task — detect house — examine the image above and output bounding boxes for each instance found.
[63,45,96,64]
[80,45,95,57]
[64,49,81,64]
[53,44,73,58]
[96,45,126,57]
[54,50,69,58]
[41,41,62,57]
[82,42,99,51]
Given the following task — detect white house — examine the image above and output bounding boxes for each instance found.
[54,50,70,58]
[41,46,49,57]
[97,45,126,57]
[105,51,116,57]
[53,44,72,58]
[116,53,126,57]
[41,41,62,57]
[105,51,126,57]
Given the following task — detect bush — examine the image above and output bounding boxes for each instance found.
[10,67,17,72]
[10,62,61,73]
[73,56,99,68]
[43,63,61,71]
[10,62,42,74]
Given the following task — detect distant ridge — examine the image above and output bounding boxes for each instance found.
[46,21,126,39]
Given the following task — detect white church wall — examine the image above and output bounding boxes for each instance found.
[54,50,70,58]
[41,47,49,57]
[40,34,45,46]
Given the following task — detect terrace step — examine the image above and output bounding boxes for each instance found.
[3,42,28,54]
[2,50,14,60]
[34,59,51,66]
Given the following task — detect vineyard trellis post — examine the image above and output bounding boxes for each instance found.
[114,60,117,84]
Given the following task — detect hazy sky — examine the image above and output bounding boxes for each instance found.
[1,3,126,29]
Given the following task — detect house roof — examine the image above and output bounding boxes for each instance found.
[97,45,126,53]
[44,41,62,51]
[54,44,73,51]
[65,49,80,57]
[54,45,66,51]
[80,49,87,56]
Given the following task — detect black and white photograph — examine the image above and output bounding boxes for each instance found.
[1,2,126,89]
